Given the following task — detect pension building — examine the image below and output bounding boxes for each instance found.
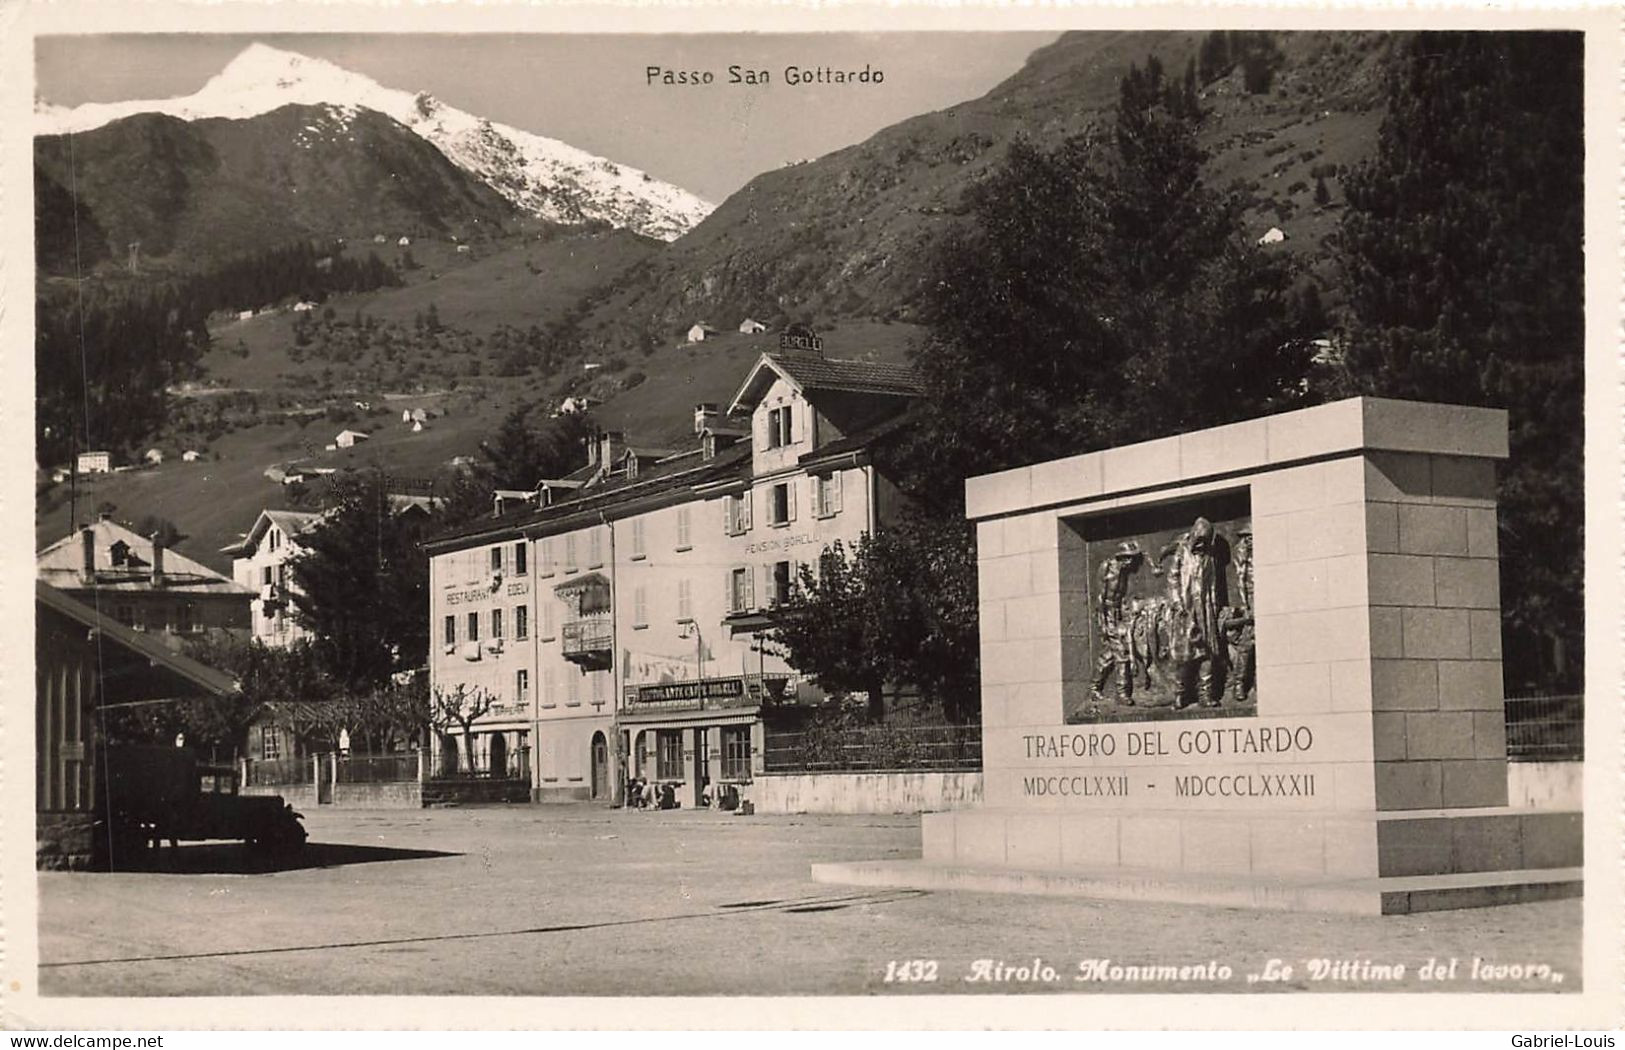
[424,351,917,804]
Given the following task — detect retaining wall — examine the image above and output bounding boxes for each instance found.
[752,771,983,815]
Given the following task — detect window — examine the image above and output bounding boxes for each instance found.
[729,567,755,614]
[262,726,282,761]
[444,615,456,646]
[677,578,693,621]
[269,530,280,552]
[175,602,197,633]
[564,535,578,570]
[765,405,794,448]
[566,668,581,707]
[588,529,603,568]
[467,612,480,642]
[814,473,843,518]
[515,605,529,640]
[725,492,753,535]
[516,669,530,705]
[771,560,794,606]
[722,726,751,781]
[491,546,504,573]
[261,565,273,586]
[769,482,795,526]
[515,542,527,575]
[542,600,555,640]
[631,518,646,559]
[540,538,555,577]
[115,604,135,627]
[676,507,692,550]
[657,730,683,780]
[634,585,648,628]
[492,608,504,640]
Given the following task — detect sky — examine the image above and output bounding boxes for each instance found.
[34,33,1057,202]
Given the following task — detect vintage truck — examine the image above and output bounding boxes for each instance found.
[99,745,306,864]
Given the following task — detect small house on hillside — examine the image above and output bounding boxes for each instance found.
[398,236,412,247]
[237,310,254,321]
[182,450,203,462]
[1258,227,1287,245]
[335,429,370,449]
[412,420,427,433]
[374,234,388,244]
[292,301,316,313]
[410,408,429,424]
[456,244,471,254]
[739,318,768,334]
[77,451,111,475]
[144,449,164,465]
[687,322,719,343]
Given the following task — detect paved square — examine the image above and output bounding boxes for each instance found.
[39,806,1580,996]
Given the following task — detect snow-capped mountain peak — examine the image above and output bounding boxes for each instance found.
[36,43,712,241]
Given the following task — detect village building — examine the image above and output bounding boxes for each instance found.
[738,318,768,334]
[335,429,370,448]
[182,450,203,462]
[37,516,254,652]
[220,509,326,648]
[76,450,111,475]
[144,448,164,465]
[686,322,719,343]
[424,351,918,805]
[35,581,238,869]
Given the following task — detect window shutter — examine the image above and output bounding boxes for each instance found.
[745,566,757,610]
[756,412,770,451]
[832,472,843,514]
[787,479,797,521]
[742,489,753,530]
[723,496,733,535]
[724,570,737,614]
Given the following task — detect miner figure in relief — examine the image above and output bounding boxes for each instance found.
[1219,527,1256,706]
[1157,517,1225,709]
[1089,540,1147,707]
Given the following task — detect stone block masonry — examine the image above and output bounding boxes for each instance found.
[819,397,1579,913]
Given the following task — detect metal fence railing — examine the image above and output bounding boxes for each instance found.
[1505,694,1583,761]
[763,724,982,774]
[245,756,314,786]
[336,752,420,784]
[429,745,531,781]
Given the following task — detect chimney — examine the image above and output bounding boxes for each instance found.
[150,532,166,588]
[693,403,720,435]
[79,526,96,585]
[599,431,624,470]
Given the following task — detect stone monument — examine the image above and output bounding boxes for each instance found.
[816,397,1581,913]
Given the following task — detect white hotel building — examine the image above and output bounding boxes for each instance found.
[424,351,917,804]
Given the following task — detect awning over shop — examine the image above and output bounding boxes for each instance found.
[554,572,610,614]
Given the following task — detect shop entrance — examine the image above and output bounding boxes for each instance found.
[490,733,508,778]
[692,727,709,807]
[590,732,609,800]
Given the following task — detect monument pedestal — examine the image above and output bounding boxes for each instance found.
[814,805,1581,914]
[817,398,1582,913]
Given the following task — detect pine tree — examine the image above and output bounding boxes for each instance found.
[1337,31,1584,690]
[901,54,1314,502]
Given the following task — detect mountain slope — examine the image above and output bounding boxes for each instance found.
[576,30,1397,352]
[34,104,518,272]
[37,43,712,241]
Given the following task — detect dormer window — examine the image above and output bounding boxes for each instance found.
[766,405,794,448]
[109,540,132,567]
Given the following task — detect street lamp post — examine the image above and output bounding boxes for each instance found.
[679,619,705,700]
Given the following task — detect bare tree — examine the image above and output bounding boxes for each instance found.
[430,683,496,774]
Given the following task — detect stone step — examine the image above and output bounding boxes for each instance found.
[811,858,1582,916]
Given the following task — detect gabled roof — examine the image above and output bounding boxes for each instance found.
[38,519,252,594]
[728,352,920,415]
[36,581,239,698]
[219,509,325,557]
